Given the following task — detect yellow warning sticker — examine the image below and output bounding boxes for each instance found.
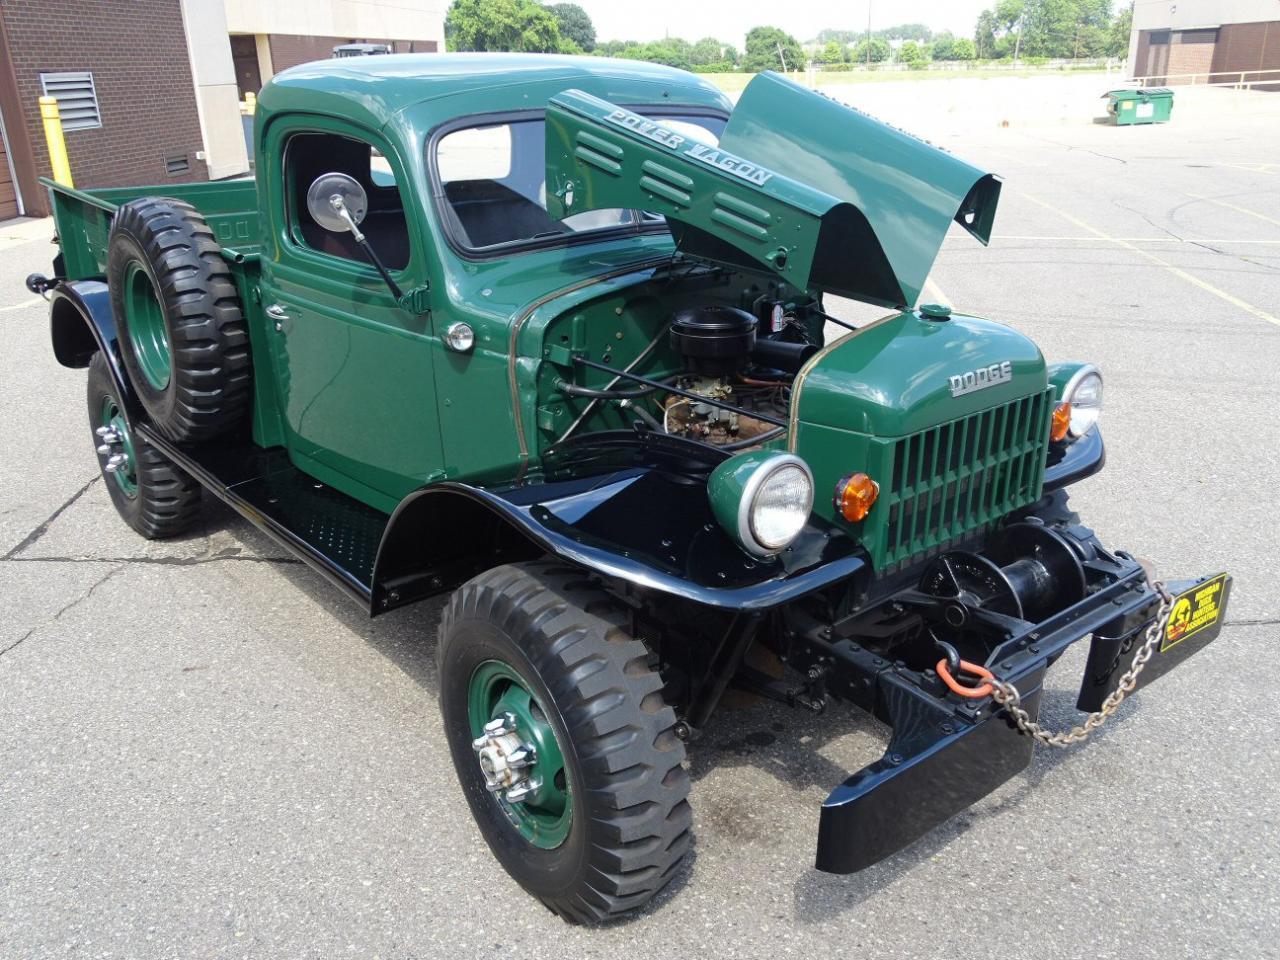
[1162,573,1228,652]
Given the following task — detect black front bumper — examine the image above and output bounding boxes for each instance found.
[810,560,1231,874]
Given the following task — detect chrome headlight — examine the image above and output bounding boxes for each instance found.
[1062,364,1103,438]
[709,452,814,557]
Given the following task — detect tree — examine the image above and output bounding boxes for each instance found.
[982,0,1115,59]
[974,9,997,57]
[1107,1,1133,57]
[932,31,956,60]
[972,0,1026,59]
[594,39,627,57]
[852,37,890,63]
[898,39,924,63]
[819,40,847,64]
[546,3,595,52]
[640,38,692,70]
[876,23,932,42]
[952,37,977,60]
[995,0,1025,33]
[743,26,804,72]
[445,0,567,52]
[690,37,733,67]
[816,28,861,45]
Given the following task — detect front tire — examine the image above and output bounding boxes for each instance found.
[438,561,692,924]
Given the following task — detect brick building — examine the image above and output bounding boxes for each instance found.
[0,0,209,219]
[0,0,444,219]
[1129,0,1280,89]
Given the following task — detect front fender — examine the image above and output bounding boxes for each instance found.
[371,454,869,615]
[1043,427,1105,491]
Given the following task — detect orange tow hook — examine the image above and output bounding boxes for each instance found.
[936,658,996,699]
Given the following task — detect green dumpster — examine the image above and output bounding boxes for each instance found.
[1103,87,1174,126]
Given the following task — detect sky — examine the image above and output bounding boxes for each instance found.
[571,0,996,47]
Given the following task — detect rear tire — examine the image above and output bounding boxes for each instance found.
[438,560,692,924]
[107,197,251,442]
[87,352,202,538]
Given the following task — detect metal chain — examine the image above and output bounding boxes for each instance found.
[987,580,1175,748]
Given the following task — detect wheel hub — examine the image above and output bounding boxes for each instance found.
[96,401,138,497]
[472,713,540,803]
[467,661,572,849]
[123,260,172,391]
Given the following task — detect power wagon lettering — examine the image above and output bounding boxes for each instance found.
[684,144,773,186]
[605,109,687,149]
[603,108,774,187]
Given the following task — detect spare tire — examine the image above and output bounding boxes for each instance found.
[107,197,251,442]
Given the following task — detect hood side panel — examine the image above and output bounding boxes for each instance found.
[545,89,837,294]
[545,78,1000,310]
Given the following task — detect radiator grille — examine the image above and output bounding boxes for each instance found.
[870,389,1054,572]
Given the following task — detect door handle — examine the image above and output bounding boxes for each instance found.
[265,303,288,330]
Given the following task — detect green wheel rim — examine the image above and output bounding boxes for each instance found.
[467,660,573,849]
[123,260,171,391]
[99,396,138,498]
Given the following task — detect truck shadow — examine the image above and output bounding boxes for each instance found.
[208,501,1149,926]
[206,501,702,921]
[788,684,1143,923]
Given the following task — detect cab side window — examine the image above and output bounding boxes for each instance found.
[285,132,411,271]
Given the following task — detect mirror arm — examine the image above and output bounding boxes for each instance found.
[354,235,404,301]
[334,201,366,243]
[333,195,404,302]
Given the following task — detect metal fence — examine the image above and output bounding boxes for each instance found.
[1131,67,1280,91]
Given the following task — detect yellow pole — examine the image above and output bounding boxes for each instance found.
[39,96,74,188]
[244,91,256,114]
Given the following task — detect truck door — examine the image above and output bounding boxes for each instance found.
[258,119,443,512]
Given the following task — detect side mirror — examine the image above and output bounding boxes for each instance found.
[306,172,368,237]
[304,172,405,303]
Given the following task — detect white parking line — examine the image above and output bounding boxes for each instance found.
[1186,193,1280,229]
[1019,190,1280,329]
[921,275,952,307]
[0,297,42,312]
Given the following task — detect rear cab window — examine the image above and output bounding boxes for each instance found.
[432,110,725,254]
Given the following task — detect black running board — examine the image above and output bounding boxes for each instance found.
[137,426,388,610]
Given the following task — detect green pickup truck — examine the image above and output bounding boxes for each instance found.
[29,54,1229,924]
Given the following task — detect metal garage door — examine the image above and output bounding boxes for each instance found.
[0,107,19,220]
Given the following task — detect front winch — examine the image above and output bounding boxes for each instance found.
[920,522,1086,623]
[472,714,540,803]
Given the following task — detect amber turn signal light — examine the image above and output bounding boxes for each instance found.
[834,472,879,523]
[1050,402,1072,442]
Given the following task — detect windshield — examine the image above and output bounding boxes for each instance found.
[434,112,726,252]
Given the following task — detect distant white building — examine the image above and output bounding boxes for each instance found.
[1128,0,1280,88]
[183,0,447,178]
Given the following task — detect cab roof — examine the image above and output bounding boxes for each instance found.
[257,53,733,131]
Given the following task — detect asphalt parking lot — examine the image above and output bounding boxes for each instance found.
[2,78,1279,958]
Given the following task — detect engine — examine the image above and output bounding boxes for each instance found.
[661,305,813,447]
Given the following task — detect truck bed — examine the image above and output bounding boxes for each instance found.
[44,177,261,280]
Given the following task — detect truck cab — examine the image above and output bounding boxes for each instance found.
[250,55,737,507]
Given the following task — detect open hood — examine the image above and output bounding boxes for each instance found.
[544,72,1000,309]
